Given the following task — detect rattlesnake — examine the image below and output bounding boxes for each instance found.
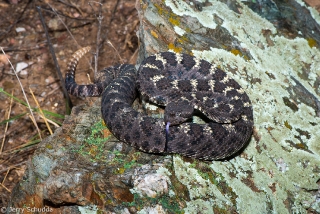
[65,47,253,160]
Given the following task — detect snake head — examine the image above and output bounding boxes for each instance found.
[164,100,194,125]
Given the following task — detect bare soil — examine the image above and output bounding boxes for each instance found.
[0,0,138,206]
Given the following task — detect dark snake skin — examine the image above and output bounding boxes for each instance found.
[65,47,253,160]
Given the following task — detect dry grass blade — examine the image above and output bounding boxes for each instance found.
[0,47,42,141]
[2,140,40,155]
[28,115,42,140]
[1,91,13,154]
[0,183,11,193]
[107,39,123,63]
[37,115,60,128]
[0,168,11,193]
[29,88,53,135]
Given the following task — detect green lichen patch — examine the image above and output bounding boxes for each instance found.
[71,120,111,162]
[114,159,141,175]
[123,193,183,214]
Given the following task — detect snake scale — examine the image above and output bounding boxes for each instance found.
[65,47,253,160]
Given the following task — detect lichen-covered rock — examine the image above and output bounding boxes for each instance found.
[8,0,320,213]
[137,0,320,212]
[131,165,171,198]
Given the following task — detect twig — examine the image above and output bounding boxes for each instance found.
[29,88,53,135]
[95,4,103,76]
[38,7,95,21]
[57,0,84,16]
[2,44,46,53]
[89,1,103,76]
[36,6,73,114]
[110,0,120,24]
[0,47,42,141]
[0,91,13,154]
[45,3,81,49]
[45,3,95,83]
[96,0,120,53]
[45,85,63,97]
[0,162,27,174]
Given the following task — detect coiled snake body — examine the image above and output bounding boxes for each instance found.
[66,47,253,160]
